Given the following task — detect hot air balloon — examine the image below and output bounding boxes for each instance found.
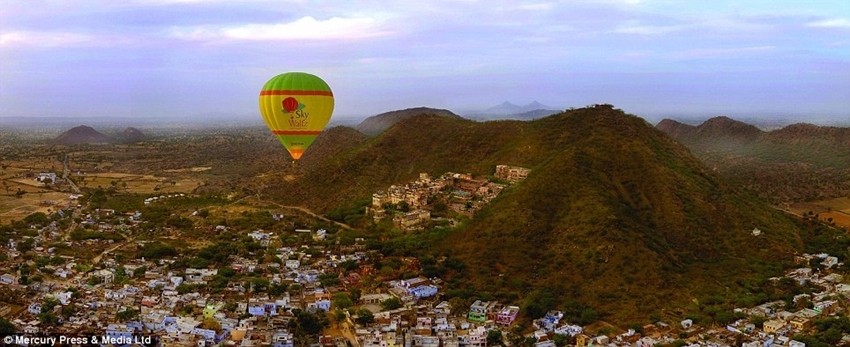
[259,72,334,160]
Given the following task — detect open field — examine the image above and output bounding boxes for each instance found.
[789,196,850,229]
[814,197,850,213]
[74,172,203,194]
[163,166,212,173]
[0,191,74,223]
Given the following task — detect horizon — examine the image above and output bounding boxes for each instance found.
[2,1,849,122]
[2,104,849,132]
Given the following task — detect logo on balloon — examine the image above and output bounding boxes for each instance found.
[282,97,299,113]
[283,97,310,128]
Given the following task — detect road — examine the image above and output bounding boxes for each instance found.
[233,196,355,230]
[91,231,134,265]
[338,320,361,347]
[61,153,80,193]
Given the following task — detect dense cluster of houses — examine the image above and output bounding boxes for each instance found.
[367,166,530,231]
[6,166,850,347]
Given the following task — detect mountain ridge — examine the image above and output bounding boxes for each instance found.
[53,125,115,145]
[656,116,850,203]
[354,107,462,136]
[267,106,802,322]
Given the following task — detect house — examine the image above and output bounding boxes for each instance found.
[249,230,272,246]
[0,274,16,285]
[36,172,57,184]
[554,324,583,337]
[409,285,438,300]
[467,300,490,323]
[534,311,563,331]
[313,229,327,241]
[106,324,135,341]
[496,306,519,326]
[285,259,301,270]
[52,291,73,305]
[308,299,331,312]
[27,303,42,315]
[790,318,811,331]
[93,269,115,284]
[393,209,430,230]
[575,334,590,347]
[388,287,415,303]
[494,165,530,182]
[272,331,294,347]
[813,300,838,315]
[362,293,393,305]
[821,256,839,269]
[400,276,429,288]
[764,319,786,333]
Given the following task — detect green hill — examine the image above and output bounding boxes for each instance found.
[354,107,462,136]
[657,118,850,203]
[268,105,803,322]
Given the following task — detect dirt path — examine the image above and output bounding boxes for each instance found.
[231,196,356,231]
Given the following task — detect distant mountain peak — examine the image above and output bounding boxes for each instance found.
[524,101,550,109]
[354,107,461,136]
[54,125,115,145]
[119,127,146,143]
[471,101,559,119]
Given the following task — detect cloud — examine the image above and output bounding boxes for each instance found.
[169,16,392,41]
[675,45,775,59]
[808,18,850,29]
[615,24,680,35]
[514,2,555,11]
[0,30,95,48]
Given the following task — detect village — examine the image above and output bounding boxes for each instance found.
[1,166,850,347]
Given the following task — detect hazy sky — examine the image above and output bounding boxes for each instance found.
[1,0,849,122]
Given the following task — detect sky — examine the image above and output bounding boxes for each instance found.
[1,0,849,123]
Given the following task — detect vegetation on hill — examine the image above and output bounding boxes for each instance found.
[354,107,462,136]
[266,105,804,322]
[657,118,850,204]
[54,125,115,145]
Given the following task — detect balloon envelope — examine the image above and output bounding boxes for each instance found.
[259,72,334,160]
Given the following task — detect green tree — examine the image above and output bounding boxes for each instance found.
[116,308,138,322]
[0,317,16,334]
[486,329,503,346]
[381,297,403,311]
[552,334,569,347]
[333,293,354,309]
[37,312,59,326]
[355,308,374,325]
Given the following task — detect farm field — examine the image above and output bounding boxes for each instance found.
[789,196,850,229]
[72,172,204,194]
[0,191,73,223]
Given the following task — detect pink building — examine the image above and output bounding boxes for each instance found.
[496,306,520,326]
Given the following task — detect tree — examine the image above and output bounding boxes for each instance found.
[0,317,16,334]
[333,293,354,309]
[381,297,403,311]
[290,309,328,336]
[332,310,347,323]
[486,329,503,346]
[355,308,374,325]
[37,312,59,326]
[349,288,362,302]
[116,308,138,322]
[17,238,34,253]
[552,334,569,347]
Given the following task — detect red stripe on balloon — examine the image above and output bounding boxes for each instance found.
[260,90,333,96]
[272,130,323,135]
